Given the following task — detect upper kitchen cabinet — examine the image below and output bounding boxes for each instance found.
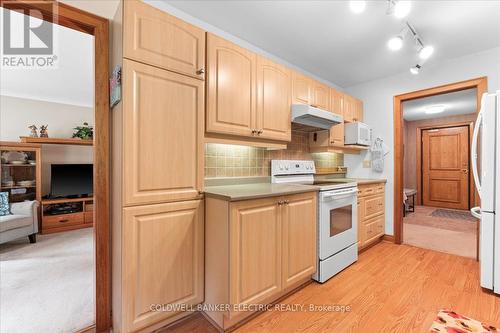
[123,0,206,79]
[256,56,292,142]
[311,81,330,111]
[329,88,344,116]
[206,33,257,138]
[122,59,204,206]
[343,94,364,122]
[292,71,312,105]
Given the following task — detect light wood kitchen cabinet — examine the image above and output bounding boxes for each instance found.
[256,56,292,141]
[205,192,317,330]
[343,94,364,122]
[122,59,204,206]
[206,33,257,138]
[311,81,330,110]
[123,0,205,79]
[282,193,317,289]
[230,197,282,311]
[292,71,312,105]
[329,88,344,116]
[120,200,204,332]
[357,182,385,250]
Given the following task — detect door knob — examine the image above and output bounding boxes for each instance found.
[462,169,469,174]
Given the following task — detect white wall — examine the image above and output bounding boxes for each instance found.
[344,46,500,235]
[0,96,94,195]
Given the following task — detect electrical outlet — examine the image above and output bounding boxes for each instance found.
[363,160,371,168]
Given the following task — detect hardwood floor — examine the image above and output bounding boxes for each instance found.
[159,242,500,333]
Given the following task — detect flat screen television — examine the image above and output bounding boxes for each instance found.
[50,164,93,198]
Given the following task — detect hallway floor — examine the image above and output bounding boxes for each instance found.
[403,205,477,259]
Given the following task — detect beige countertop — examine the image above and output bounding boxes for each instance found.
[349,178,387,185]
[204,183,319,201]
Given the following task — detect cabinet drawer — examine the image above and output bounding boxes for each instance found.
[43,212,84,229]
[363,195,384,220]
[363,215,384,245]
[358,185,376,197]
[375,184,385,194]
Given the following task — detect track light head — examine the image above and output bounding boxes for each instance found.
[387,36,404,51]
[393,1,411,19]
[418,45,434,60]
[410,64,421,75]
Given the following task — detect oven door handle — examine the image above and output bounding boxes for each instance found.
[322,188,358,200]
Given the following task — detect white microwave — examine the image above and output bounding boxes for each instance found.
[344,122,371,146]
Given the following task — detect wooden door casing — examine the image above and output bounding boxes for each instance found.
[422,126,470,210]
[122,59,204,206]
[229,197,282,313]
[282,193,317,289]
[124,0,205,80]
[206,33,257,137]
[256,56,292,141]
[122,200,204,332]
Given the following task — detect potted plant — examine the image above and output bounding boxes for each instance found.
[72,122,93,140]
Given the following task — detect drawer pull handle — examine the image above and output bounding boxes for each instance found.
[59,219,69,223]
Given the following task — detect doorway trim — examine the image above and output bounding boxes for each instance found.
[0,1,111,331]
[416,123,474,209]
[393,77,487,245]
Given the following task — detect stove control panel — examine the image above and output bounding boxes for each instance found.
[271,160,316,176]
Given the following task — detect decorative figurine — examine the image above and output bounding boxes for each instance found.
[39,125,49,138]
[28,125,38,138]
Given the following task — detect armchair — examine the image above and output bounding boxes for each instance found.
[0,200,39,244]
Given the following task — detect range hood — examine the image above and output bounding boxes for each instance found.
[291,104,342,131]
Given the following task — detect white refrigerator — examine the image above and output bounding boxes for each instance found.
[471,91,500,294]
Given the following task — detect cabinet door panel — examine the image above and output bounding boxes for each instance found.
[123,59,203,206]
[329,123,344,147]
[329,88,344,116]
[122,200,204,332]
[357,197,365,247]
[312,81,330,110]
[292,71,311,105]
[207,33,256,137]
[343,94,354,122]
[363,195,385,220]
[282,193,317,289]
[230,198,281,312]
[256,57,292,141]
[124,0,205,79]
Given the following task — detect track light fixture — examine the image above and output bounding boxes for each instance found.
[349,1,435,75]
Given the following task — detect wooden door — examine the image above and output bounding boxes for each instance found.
[422,126,470,209]
[292,71,311,105]
[312,81,330,110]
[122,200,204,332]
[206,33,257,137]
[229,197,282,311]
[329,88,344,116]
[122,59,204,206]
[256,56,292,141]
[123,0,205,79]
[282,193,317,289]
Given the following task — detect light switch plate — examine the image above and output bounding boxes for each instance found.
[363,160,371,168]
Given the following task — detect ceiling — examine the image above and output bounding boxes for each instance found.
[402,88,477,121]
[164,0,500,87]
[0,8,94,108]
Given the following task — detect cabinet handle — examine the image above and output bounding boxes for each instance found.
[59,219,69,223]
[196,68,205,75]
[284,200,289,205]
[198,190,204,195]
[278,201,283,206]
[251,129,257,135]
[257,129,263,135]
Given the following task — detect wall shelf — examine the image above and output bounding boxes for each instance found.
[20,136,93,146]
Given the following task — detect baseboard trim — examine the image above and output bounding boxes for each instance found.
[382,234,395,243]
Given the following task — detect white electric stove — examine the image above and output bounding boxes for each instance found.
[271,160,358,283]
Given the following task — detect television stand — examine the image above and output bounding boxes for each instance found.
[41,197,93,234]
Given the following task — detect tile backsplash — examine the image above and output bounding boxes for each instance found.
[205,132,344,178]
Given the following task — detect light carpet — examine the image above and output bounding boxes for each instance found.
[0,228,94,333]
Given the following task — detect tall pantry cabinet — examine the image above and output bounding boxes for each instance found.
[112,1,205,332]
